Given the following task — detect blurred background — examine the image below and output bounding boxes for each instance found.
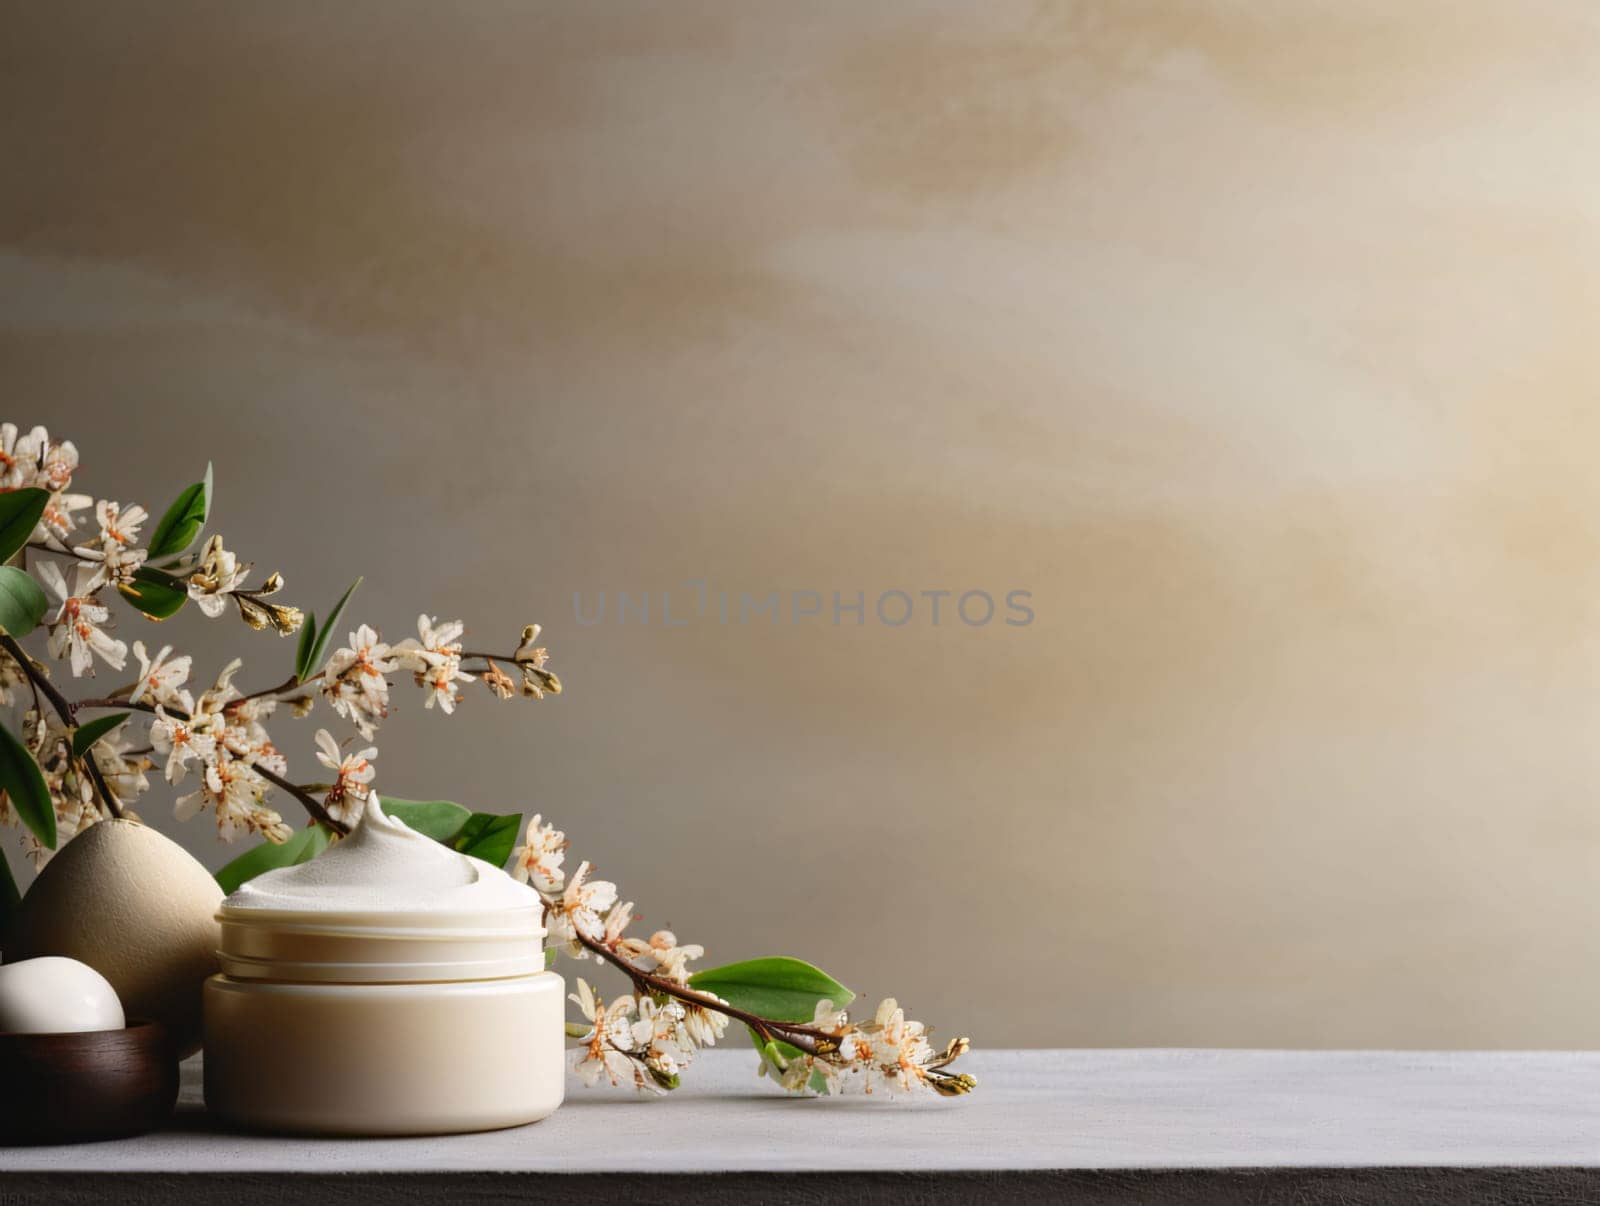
[5,1,1600,1048]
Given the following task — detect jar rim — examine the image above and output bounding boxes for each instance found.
[216,902,547,983]
[217,902,546,933]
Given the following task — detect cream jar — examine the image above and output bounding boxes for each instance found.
[202,796,563,1135]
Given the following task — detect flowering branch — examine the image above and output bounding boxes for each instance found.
[570,928,841,1057]
[77,748,127,821]
[0,420,974,1101]
[514,816,976,1097]
[0,633,123,819]
[0,636,71,722]
[249,761,349,837]
[77,673,299,711]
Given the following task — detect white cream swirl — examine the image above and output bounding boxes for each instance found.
[224,794,539,914]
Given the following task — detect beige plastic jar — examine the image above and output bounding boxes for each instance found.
[203,900,564,1135]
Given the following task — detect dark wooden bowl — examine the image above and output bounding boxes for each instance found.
[0,1021,178,1144]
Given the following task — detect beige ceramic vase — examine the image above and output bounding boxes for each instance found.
[7,819,223,1055]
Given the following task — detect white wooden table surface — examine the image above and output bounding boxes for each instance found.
[5,1049,1599,1203]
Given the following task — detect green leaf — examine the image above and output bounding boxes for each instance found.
[0,845,20,947]
[0,566,48,636]
[0,488,49,563]
[753,1032,791,1070]
[215,823,331,894]
[72,712,130,757]
[293,611,318,682]
[544,947,558,969]
[297,577,361,681]
[689,956,855,1022]
[146,463,212,560]
[0,722,54,849]
[382,798,471,841]
[452,812,520,869]
[380,798,520,868]
[118,566,187,620]
[748,1031,831,1094]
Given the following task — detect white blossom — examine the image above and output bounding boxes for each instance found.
[546,860,618,953]
[842,999,943,1096]
[632,997,693,1087]
[0,650,24,708]
[314,727,375,826]
[37,492,92,544]
[88,720,152,806]
[150,706,217,785]
[761,998,854,1093]
[186,534,250,617]
[417,656,472,713]
[72,499,149,590]
[37,431,79,492]
[770,1053,820,1093]
[130,641,195,714]
[0,424,46,490]
[680,999,730,1048]
[511,813,567,893]
[616,929,705,985]
[569,979,641,1088]
[218,696,286,777]
[26,777,97,870]
[38,561,126,676]
[392,614,465,671]
[810,998,850,1032]
[175,747,288,843]
[394,615,473,714]
[601,898,634,945]
[321,624,395,738]
[94,499,146,548]
[20,712,99,868]
[187,661,241,728]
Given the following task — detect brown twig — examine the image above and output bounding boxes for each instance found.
[570,927,839,1057]
[79,751,126,820]
[29,624,528,839]
[250,762,349,837]
[24,540,94,562]
[1,634,75,722]
[74,692,349,836]
[74,696,140,711]
[80,663,318,714]
[76,690,156,710]
[0,634,126,818]
[235,673,312,703]
[459,650,517,665]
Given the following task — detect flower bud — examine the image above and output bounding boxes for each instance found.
[234,595,271,631]
[481,663,516,700]
[513,625,548,666]
[267,604,304,635]
[521,667,561,698]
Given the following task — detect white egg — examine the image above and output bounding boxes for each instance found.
[0,956,126,1034]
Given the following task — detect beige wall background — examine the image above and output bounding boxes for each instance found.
[5,1,1600,1048]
